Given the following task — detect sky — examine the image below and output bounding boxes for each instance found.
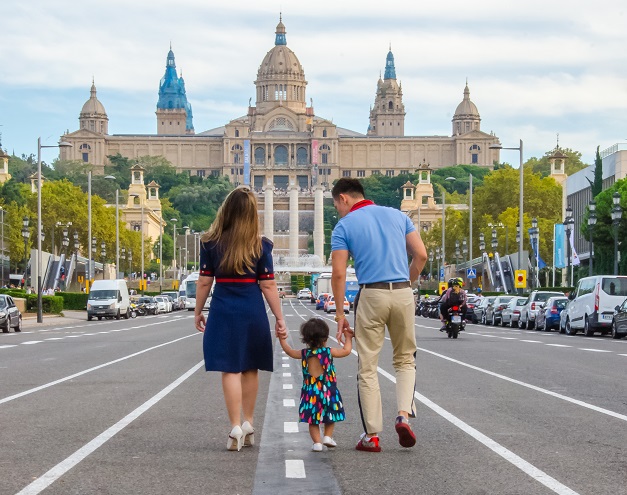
[2,0,627,166]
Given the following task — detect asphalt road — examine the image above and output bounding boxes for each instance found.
[1,301,626,495]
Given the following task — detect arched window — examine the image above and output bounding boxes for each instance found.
[235,129,239,137]
[322,129,327,138]
[388,101,393,110]
[79,143,91,163]
[274,145,288,165]
[254,147,265,165]
[319,144,331,165]
[470,144,481,164]
[232,144,243,164]
[296,147,308,165]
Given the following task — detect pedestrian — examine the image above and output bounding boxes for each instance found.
[330,178,427,452]
[279,317,352,452]
[194,186,286,452]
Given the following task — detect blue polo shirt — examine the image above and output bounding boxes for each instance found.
[331,203,415,284]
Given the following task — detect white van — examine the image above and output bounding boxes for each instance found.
[87,279,131,321]
[564,275,627,336]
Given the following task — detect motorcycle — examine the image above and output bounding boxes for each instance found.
[446,306,465,339]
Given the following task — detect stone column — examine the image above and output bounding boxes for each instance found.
[289,185,299,259]
[264,185,274,240]
[314,186,324,263]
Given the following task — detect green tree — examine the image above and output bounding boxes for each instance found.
[588,146,603,198]
[526,148,588,178]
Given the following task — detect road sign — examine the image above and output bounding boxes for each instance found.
[438,282,448,295]
[514,270,527,288]
[439,268,445,280]
[467,268,477,279]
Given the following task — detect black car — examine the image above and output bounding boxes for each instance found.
[0,294,23,333]
[138,296,158,315]
[611,298,627,339]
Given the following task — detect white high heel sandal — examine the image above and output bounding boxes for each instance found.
[227,425,244,451]
[241,421,255,447]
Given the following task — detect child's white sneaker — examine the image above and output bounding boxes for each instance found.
[322,436,337,448]
[311,442,323,452]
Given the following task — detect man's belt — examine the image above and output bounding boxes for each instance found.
[361,281,411,290]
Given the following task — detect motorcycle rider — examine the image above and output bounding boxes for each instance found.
[439,277,467,332]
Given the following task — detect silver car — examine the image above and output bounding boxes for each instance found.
[0,295,22,333]
[501,297,528,327]
[518,291,565,329]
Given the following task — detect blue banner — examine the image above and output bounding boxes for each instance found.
[554,223,566,268]
[243,139,250,186]
[528,228,547,269]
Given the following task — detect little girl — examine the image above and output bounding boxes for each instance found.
[279,317,352,451]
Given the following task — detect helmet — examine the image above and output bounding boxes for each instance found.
[448,277,463,288]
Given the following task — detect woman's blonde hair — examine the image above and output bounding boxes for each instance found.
[201,186,262,275]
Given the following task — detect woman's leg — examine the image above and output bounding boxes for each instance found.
[222,372,242,426]
[241,370,259,424]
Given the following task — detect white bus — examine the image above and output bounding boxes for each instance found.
[181,272,212,311]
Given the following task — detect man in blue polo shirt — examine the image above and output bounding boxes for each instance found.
[330,178,427,452]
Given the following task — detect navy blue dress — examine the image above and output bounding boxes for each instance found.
[199,237,275,373]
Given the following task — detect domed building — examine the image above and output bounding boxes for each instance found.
[59,16,501,263]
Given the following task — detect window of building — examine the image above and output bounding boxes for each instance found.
[235,129,239,137]
[405,189,412,197]
[296,146,308,165]
[399,169,409,175]
[388,101,393,110]
[211,170,221,177]
[322,129,327,137]
[385,170,395,177]
[197,170,206,177]
[320,144,330,165]
[472,154,478,164]
[254,147,265,165]
[232,144,243,164]
[268,117,295,131]
[274,145,288,165]
[342,170,351,177]
[79,143,91,163]
[357,170,366,178]
[372,170,381,176]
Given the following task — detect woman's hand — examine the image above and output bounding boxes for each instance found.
[195,313,206,333]
[275,318,287,339]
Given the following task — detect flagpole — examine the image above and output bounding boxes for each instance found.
[552,224,556,288]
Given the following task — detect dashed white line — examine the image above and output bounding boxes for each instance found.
[21,341,43,345]
[285,460,306,478]
[282,384,293,390]
[282,363,290,368]
[283,399,295,407]
[545,344,571,347]
[520,340,542,343]
[579,348,612,353]
[283,372,291,377]
[0,345,17,349]
[283,422,299,433]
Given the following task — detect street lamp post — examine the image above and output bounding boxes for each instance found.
[612,192,623,275]
[183,226,190,276]
[462,239,468,265]
[479,232,486,290]
[171,218,178,280]
[428,251,434,280]
[490,140,523,273]
[530,218,539,288]
[37,138,72,322]
[455,240,460,266]
[101,241,106,279]
[91,237,97,278]
[128,250,133,278]
[588,201,596,277]
[435,247,441,281]
[21,217,30,286]
[564,205,574,286]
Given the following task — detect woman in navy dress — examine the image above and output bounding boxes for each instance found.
[194,186,286,451]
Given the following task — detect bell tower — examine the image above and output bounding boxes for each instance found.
[367,47,405,137]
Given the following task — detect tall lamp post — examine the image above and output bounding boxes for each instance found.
[171,218,178,280]
[21,217,30,285]
[37,138,72,322]
[435,247,441,281]
[490,140,523,272]
[612,192,623,275]
[91,237,97,278]
[564,205,574,286]
[530,218,539,288]
[128,250,133,278]
[183,225,190,276]
[588,201,596,276]
[479,233,486,290]
[462,239,468,265]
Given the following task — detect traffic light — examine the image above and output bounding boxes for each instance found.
[514,270,527,288]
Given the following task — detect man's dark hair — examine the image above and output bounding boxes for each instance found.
[300,318,330,349]
[331,178,365,199]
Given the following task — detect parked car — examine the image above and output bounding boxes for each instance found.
[534,296,569,331]
[611,297,627,339]
[564,276,627,336]
[0,294,22,332]
[137,296,158,315]
[153,296,169,314]
[466,296,481,323]
[161,292,181,310]
[559,301,570,333]
[484,296,513,326]
[297,288,312,300]
[325,295,349,314]
[475,296,496,325]
[316,293,330,310]
[501,297,528,327]
[163,295,177,311]
[518,290,565,329]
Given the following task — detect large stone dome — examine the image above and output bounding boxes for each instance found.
[80,82,107,118]
[257,21,304,80]
[454,83,479,118]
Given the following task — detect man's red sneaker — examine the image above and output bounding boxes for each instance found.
[395,416,416,448]
[355,433,381,452]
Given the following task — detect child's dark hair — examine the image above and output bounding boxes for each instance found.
[300,318,329,349]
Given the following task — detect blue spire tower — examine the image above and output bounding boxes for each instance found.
[156,46,194,135]
[384,48,396,79]
[367,46,405,137]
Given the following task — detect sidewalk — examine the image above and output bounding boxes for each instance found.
[22,310,87,327]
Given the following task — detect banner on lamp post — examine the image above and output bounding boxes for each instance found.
[243,140,250,186]
[554,223,566,268]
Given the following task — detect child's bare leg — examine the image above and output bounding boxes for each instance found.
[309,424,321,443]
[323,422,335,438]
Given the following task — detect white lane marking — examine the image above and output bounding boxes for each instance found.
[579,348,612,353]
[44,338,65,341]
[417,347,627,423]
[620,354,627,357]
[284,422,299,433]
[0,345,17,349]
[283,373,291,377]
[21,341,43,345]
[0,334,198,405]
[283,399,296,407]
[66,335,82,338]
[82,333,96,336]
[376,365,579,495]
[282,384,293,390]
[15,361,204,495]
[282,356,289,360]
[285,460,306,479]
[545,344,571,348]
[282,363,290,368]
[499,337,518,340]
[520,340,542,343]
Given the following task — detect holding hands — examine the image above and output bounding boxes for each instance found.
[275,318,288,340]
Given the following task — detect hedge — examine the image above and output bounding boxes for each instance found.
[0,289,27,298]
[57,292,89,310]
[25,294,64,314]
